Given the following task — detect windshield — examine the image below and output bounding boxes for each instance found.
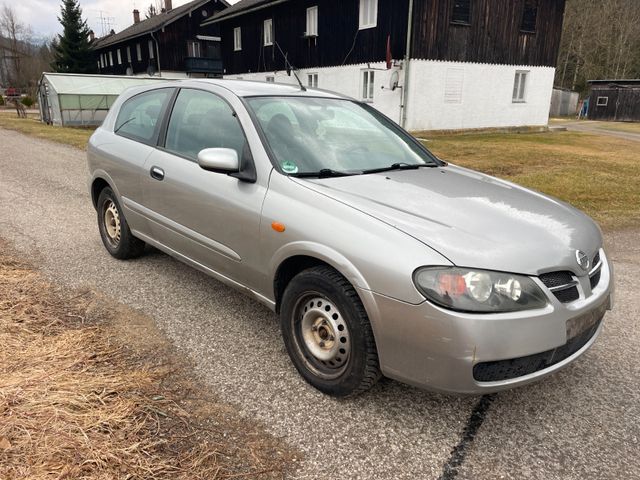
[245,96,440,176]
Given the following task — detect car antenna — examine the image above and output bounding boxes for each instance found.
[275,41,307,92]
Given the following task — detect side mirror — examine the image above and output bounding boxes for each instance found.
[197,148,239,173]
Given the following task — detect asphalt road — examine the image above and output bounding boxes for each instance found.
[0,128,638,479]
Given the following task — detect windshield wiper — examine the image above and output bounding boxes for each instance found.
[291,168,358,178]
[360,162,439,175]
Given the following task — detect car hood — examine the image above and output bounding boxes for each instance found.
[293,165,602,276]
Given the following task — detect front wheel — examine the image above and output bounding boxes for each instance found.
[280,266,381,397]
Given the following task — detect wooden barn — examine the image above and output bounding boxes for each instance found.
[202,0,567,131]
[587,80,640,122]
[91,0,229,78]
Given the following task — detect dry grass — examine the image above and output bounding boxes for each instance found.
[0,243,297,480]
[0,111,93,149]
[423,130,640,230]
[589,121,640,135]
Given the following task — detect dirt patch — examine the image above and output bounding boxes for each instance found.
[0,241,299,479]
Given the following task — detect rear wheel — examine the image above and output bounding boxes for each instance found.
[280,266,381,397]
[97,187,145,259]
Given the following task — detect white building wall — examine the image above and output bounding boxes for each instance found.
[225,59,555,132]
[405,60,556,131]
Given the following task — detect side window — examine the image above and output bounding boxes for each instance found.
[165,89,247,161]
[115,88,172,144]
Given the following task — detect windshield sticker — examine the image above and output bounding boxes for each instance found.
[281,161,299,174]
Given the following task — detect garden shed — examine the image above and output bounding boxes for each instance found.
[587,79,640,122]
[37,73,167,126]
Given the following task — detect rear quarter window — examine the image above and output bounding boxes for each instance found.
[114,88,172,144]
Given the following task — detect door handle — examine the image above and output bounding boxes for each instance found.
[150,166,165,181]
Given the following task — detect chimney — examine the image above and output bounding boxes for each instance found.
[165,0,172,11]
[88,29,95,42]
[133,9,140,24]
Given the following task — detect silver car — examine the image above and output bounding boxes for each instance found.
[88,80,614,397]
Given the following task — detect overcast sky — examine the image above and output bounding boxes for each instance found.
[11,0,239,40]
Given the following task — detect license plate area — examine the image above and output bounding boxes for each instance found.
[566,297,609,340]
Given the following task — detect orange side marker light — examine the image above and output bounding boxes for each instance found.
[271,222,286,233]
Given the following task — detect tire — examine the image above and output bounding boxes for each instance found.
[280,265,382,397]
[96,187,145,259]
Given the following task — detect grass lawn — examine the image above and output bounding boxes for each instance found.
[0,112,93,150]
[424,131,640,231]
[589,121,640,135]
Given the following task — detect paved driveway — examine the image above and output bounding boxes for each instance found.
[553,119,640,142]
[0,128,638,479]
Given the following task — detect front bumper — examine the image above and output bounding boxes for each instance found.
[360,250,614,394]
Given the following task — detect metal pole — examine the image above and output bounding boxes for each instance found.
[401,0,414,129]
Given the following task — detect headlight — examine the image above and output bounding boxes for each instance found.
[413,267,548,313]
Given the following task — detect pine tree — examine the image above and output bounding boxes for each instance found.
[51,0,95,73]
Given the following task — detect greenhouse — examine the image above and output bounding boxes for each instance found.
[38,73,167,127]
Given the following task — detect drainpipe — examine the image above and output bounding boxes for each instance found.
[400,0,414,129]
[150,31,162,76]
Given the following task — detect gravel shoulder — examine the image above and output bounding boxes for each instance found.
[1,127,638,479]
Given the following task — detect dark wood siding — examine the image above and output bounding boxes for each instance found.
[588,86,640,122]
[94,0,225,76]
[220,0,408,75]
[410,0,565,66]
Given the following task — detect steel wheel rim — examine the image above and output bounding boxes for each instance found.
[293,294,351,380]
[103,200,121,247]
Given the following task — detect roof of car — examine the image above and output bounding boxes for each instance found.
[191,79,350,99]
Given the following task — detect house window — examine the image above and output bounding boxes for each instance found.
[308,73,318,88]
[108,51,113,66]
[264,19,273,46]
[100,54,104,68]
[359,0,378,30]
[136,43,142,62]
[362,70,375,101]
[188,41,201,57]
[451,0,471,25]
[306,6,318,36]
[512,70,529,102]
[266,76,275,83]
[596,96,609,107]
[148,39,155,59]
[117,48,122,65]
[126,46,132,63]
[521,0,538,33]
[234,27,242,51]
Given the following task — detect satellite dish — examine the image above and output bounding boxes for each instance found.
[389,70,400,91]
[147,65,156,76]
[126,67,133,76]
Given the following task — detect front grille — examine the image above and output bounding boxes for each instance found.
[539,271,573,288]
[590,270,601,290]
[593,252,600,267]
[473,318,602,382]
[539,271,579,303]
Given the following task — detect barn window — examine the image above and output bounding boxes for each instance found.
[521,0,538,33]
[234,27,242,51]
[264,19,273,46]
[148,40,155,59]
[188,41,201,57]
[136,43,142,62]
[359,0,378,30]
[108,51,113,66]
[308,73,318,88]
[117,49,122,65]
[362,70,375,101]
[596,96,609,107]
[306,6,318,36]
[512,70,529,102]
[451,0,471,25]
[126,46,132,63]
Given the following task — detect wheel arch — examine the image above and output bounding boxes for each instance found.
[271,242,372,314]
[90,171,120,209]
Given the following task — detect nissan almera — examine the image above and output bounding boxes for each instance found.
[88,80,613,396]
